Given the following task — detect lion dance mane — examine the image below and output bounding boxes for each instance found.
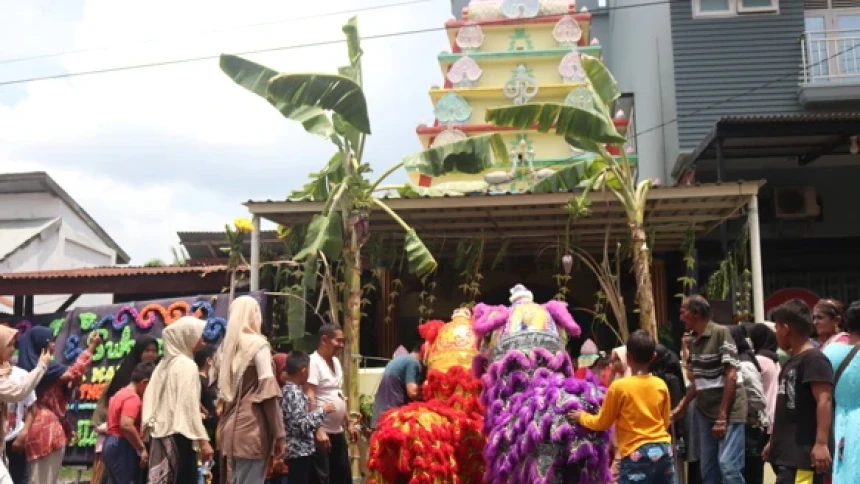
[473,284,612,484]
[367,308,485,484]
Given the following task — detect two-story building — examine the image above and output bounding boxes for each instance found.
[669,0,860,304]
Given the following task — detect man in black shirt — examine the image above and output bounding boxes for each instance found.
[765,299,833,484]
[195,345,220,482]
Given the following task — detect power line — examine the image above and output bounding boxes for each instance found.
[0,0,847,154]
[0,0,678,87]
[0,0,435,66]
[634,42,856,139]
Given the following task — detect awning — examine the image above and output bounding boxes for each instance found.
[245,181,763,257]
[672,113,860,179]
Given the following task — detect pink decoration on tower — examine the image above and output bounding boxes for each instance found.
[559,51,586,82]
[553,15,583,46]
[455,22,485,52]
[447,56,483,87]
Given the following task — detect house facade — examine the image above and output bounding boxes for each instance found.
[668,0,860,304]
[0,172,130,313]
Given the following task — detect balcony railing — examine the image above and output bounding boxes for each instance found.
[801,29,860,84]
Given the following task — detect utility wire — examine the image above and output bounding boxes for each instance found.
[0,0,435,66]
[0,0,849,149]
[0,0,679,87]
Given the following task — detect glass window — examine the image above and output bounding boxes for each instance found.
[740,0,775,8]
[699,0,732,12]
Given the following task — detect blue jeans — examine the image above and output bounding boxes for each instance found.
[619,443,676,484]
[694,410,745,484]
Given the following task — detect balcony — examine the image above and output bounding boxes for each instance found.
[799,29,860,107]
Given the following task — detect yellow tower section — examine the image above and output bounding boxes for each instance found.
[407,0,636,193]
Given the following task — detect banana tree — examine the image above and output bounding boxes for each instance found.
[483,54,658,338]
[219,16,508,440]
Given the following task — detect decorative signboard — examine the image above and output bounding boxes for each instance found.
[0,291,265,466]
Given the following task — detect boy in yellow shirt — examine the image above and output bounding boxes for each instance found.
[567,330,675,484]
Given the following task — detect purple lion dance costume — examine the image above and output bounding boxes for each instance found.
[472,284,612,484]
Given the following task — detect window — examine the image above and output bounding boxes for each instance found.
[693,0,779,18]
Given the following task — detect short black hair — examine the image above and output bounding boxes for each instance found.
[769,298,814,337]
[318,324,342,340]
[131,362,155,383]
[626,330,656,364]
[194,345,217,369]
[686,295,711,318]
[287,351,311,376]
[843,300,860,334]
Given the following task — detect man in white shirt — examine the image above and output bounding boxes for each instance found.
[306,324,358,484]
[5,364,35,483]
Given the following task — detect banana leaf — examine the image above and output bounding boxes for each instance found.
[219,54,334,139]
[286,285,307,339]
[528,160,592,193]
[268,73,371,135]
[403,229,437,279]
[581,54,621,106]
[294,212,343,262]
[342,17,363,72]
[400,133,509,177]
[290,152,346,201]
[485,101,626,145]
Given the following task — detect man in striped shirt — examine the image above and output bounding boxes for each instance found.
[674,295,747,484]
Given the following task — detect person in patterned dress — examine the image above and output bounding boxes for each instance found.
[281,351,335,484]
[17,326,101,484]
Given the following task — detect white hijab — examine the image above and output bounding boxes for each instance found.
[142,316,208,441]
[217,296,269,404]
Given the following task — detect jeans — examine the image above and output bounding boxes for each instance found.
[694,410,745,484]
[619,443,676,484]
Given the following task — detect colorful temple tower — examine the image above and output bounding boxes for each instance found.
[407,0,636,193]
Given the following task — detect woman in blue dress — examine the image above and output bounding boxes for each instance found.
[822,300,860,484]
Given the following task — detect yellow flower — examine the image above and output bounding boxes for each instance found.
[233,217,253,233]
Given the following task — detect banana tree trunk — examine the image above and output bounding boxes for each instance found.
[631,223,658,338]
[342,229,362,478]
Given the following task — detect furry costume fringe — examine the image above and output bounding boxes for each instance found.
[478,348,612,484]
[367,366,485,484]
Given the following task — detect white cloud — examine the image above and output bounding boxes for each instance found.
[0,0,448,263]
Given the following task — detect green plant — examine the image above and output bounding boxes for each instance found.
[221,17,510,424]
[676,227,698,299]
[479,53,659,337]
[706,221,751,321]
[455,236,485,308]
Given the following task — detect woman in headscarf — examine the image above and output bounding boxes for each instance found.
[18,326,101,484]
[91,336,160,484]
[217,296,286,484]
[0,325,53,483]
[602,345,630,387]
[142,317,212,483]
[265,353,289,484]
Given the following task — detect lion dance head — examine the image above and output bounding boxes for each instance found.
[367,309,485,484]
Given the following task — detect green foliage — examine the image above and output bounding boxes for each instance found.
[455,236,485,308]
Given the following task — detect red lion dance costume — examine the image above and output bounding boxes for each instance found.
[367,308,485,484]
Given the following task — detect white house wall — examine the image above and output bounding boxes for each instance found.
[0,191,117,313]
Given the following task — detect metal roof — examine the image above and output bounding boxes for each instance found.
[177,230,283,260]
[0,218,61,263]
[244,182,763,256]
[672,113,860,178]
[0,265,239,296]
[0,172,131,263]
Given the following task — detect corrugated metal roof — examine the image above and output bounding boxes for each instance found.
[0,264,232,281]
[0,218,61,263]
[717,113,860,124]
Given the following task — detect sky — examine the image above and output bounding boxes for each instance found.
[0,0,451,264]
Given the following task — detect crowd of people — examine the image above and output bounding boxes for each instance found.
[569,295,860,484]
[0,291,858,484]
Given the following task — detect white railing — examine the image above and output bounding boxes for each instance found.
[801,29,860,84]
